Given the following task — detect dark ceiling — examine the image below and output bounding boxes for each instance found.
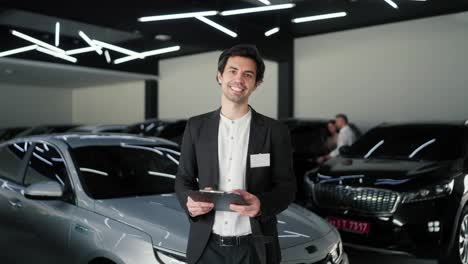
[1,0,467,75]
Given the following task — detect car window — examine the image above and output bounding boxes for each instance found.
[24,143,71,191]
[71,144,179,199]
[0,141,32,183]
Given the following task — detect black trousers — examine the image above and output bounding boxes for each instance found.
[196,234,260,264]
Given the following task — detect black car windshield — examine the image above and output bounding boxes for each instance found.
[345,125,464,161]
[71,144,179,199]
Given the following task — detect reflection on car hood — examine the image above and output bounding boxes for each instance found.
[94,194,332,254]
[317,157,456,190]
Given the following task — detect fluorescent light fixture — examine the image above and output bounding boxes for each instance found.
[0,45,37,58]
[138,10,218,22]
[65,46,96,55]
[36,46,77,63]
[104,50,111,63]
[384,0,399,9]
[265,27,279,37]
[258,0,271,5]
[11,30,65,54]
[195,16,237,38]
[220,3,295,16]
[92,39,143,58]
[114,45,180,64]
[292,12,347,23]
[55,22,60,46]
[78,31,103,55]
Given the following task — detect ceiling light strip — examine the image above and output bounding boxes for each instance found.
[292,12,347,23]
[92,40,143,58]
[0,45,37,57]
[79,31,103,55]
[65,47,96,55]
[55,22,60,46]
[220,3,295,16]
[195,16,237,38]
[258,0,271,5]
[36,46,77,63]
[265,27,279,37]
[114,45,180,65]
[138,10,218,22]
[384,0,399,9]
[11,30,65,54]
[104,50,111,63]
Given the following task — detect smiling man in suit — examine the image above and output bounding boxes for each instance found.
[175,44,296,264]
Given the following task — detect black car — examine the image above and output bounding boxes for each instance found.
[305,122,468,264]
[125,119,187,145]
[0,127,30,142]
[15,125,80,138]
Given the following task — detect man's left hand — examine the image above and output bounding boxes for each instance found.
[229,189,261,217]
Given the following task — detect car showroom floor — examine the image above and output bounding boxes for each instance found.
[347,249,435,264]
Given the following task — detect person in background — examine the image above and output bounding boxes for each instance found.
[317,113,356,164]
[324,120,338,154]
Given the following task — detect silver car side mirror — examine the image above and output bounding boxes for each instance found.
[24,181,64,200]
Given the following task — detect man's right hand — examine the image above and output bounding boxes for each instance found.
[187,196,214,217]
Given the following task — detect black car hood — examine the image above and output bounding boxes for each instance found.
[316,157,458,191]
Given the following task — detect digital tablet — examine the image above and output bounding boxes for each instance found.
[187,190,248,211]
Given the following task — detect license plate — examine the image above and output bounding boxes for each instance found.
[327,216,371,234]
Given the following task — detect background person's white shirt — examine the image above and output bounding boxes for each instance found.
[330,125,356,157]
[212,109,252,236]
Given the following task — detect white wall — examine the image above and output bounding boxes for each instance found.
[72,81,145,124]
[0,84,72,127]
[295,12,468,131]
[159,51,278,119]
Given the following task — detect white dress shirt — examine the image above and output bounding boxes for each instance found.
[330,125,356,157]
[212,109,252,236]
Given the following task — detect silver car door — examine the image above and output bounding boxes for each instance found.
[18,142,76,264]
[0,141,33,263]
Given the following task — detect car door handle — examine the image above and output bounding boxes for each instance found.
[8,200,23,209]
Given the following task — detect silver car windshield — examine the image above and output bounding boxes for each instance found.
[70,145,179,199]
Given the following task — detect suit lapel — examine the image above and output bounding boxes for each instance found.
[205,108,221,189]
[246,107,266,191]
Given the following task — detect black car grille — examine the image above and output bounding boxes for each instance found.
[313,184,400,215]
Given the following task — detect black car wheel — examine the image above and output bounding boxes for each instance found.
[459,210,468,264]
[441,206,468,264]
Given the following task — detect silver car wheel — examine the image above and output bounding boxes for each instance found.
[459,214,468,264]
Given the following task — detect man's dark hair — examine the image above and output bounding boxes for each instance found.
[217,44,265,84]
[336,114,349,124]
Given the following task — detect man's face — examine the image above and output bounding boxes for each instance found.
[335,117,346,129]
[217,56,259,104]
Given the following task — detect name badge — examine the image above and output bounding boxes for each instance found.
[250,153,270,168]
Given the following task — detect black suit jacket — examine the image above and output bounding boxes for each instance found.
[175,107,296,264]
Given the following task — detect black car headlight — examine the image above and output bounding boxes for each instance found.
[154,248,187,264]
[402,180,454,204]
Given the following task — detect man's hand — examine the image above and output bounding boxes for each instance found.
[229,189,261,217]
[187,187,214,217]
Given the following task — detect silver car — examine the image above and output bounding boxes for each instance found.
[0,134,348,264]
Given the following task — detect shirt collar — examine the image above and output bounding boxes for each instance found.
[220,107,252,124]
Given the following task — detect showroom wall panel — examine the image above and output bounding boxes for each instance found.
[72,81,145,124]
[295,12,468,131]
[159,51,278,119]
[0,84,72,126]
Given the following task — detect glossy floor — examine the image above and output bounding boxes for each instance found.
[347,248,436,264]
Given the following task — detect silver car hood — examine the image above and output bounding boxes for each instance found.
[94,194,332,254]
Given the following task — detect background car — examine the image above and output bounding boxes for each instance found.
[0,127,30,142]
[68,124,129,133]
[281,119,361,204]
[125,119,187,145]
[0,133,347,264]
[306,122,468,264]
[14,124,80,138]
